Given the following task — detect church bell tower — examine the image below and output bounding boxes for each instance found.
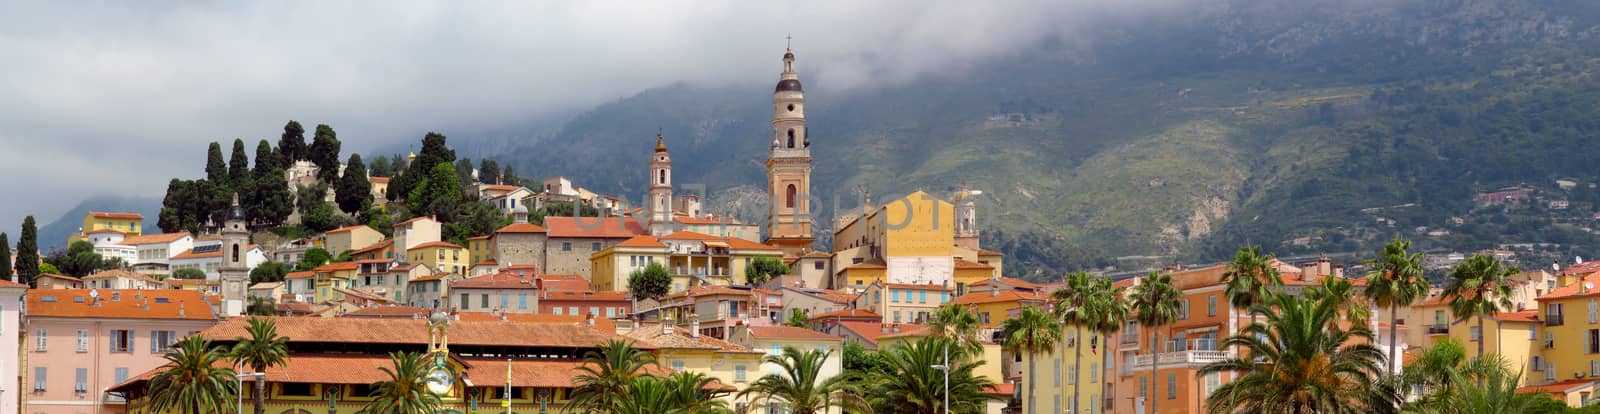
[220,193,249,317]
[649,134,674,236]
[765,45,815,257]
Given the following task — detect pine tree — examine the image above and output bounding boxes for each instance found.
[278,120,306,166]
[368,155,393,178]
[0,232,11,282]
[309,124,342,183]
[478,159,500,184]
[206,142,227,184]
[228,138,250,188]
[16,216,39,283]
[251,140,293,227]
[336,154,372,215]
[502,165,516,186]
[391,132,453,203]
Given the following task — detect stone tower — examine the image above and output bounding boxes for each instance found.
[220,193,249,317]
[954,186,980,250]
[765,46,815,257]
[649,134,674,236]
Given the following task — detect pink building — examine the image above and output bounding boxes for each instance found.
[24,289,218,414]
[1,280,26,414]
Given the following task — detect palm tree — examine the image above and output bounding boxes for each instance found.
[661,371,733,414]
[929,303,984,356]
[1395,338,1473,409]
[147,336,238,414]
[1051,271,1096,413]
[1442,254,1516,361]
[230,318,289,414]
[570,339,657,412]
[1363,236,1428,374]
[785,309,810,328]
[1198,293,1386,413]
[1220,245,1283,327]
[360,351,442,414]
[1129,271,1181,414]
[610,376,683,414]
[864,336,997,413]
[1002,305,1060,414]
[1311,276,1371,329]
[1086,278,1130,413]
[738,347,855,414]
[246,296,277,316]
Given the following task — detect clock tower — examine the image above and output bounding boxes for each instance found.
[219,193,249,317]
[765,46,815,257]
[649,134,674,236]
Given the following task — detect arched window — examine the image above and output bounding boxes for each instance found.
[786,184,797,209]
[787,129,796,148]
[231,244,240,262]
[658,170,666,184]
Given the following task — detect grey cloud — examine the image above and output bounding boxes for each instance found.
[0,0,1191,234]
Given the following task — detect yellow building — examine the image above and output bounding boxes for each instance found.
[624,322,766,405]
[831,190,1010,297]
[1020,321,1107,414]
[1528,273,1600,400]
[410,241,469,275]
[67,211,143,245]
[851,281,952,324]
[323,224,384,256]
[311,261,359,303]
[590,232,784,294]
[951,289,1050,329]
[466,235,492,266]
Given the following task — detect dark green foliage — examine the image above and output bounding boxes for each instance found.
[297,248,332,271]
[784,309,809,328]
[249,262,287,284]
[308,124,341,183]
[277,120,305,166]
[501,164,516,186]
[406,162,462,219]
[743,256,789,287]
[531,201,599,225]
[363,207,394,237]
[158,179,226,235]
[367,154,393,178]
[296,183,340,233]
[228,138,250,188]
[477,159,500,184]
[16,216,39,282]
[985,229,1113,281]
[336,154,372,215]
[205,142,226,184]
[248,144,293,228]
[627,262,671,301]
[44,240,123,277]
[390,154,407,176]
[443,201,509,246]
[842,341,887,376]
[390,132,454,203]
[454,158,476,197]
[172,268,207,280]
[252,140,277,174]
[0,233,10,282]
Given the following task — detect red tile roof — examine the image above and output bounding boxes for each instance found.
[615,235,665,248]
[537,274,593,293]
[369,176,390,183]
[726,238,781,251]
[496,223,548,234]
[325,225,370,234]
[1518,379,1599,396]
[285,271,316,280]
[977,248,1004,256]
[971,277,1040,290]
[119,232,191,246]
[411,241,463,250]
[452,272,537,290]
[394,216,435,227]
[954,259,993,270]
[542,291,629,302]
[834,322,924,345]
[481,184,522,193]
[660,231,724,241]
[350,239,393,256]
[748,326,839,341]
[466,235,491,241]
[543,217,648,239]
[877,325,935,340]
[453,312,617,331]
[313,262,361,272]
[623,323,757,353]
[89,211,143,220]
[665,285,750,299]
[27,289,216,320]
[86,229,125,235]
[984,383,1016,397]
[344,306,431,318]
[0,279,29,288]
[198,316,642,348]
[809,309,881,320]
[1538,273,1600,302]
[845,259,887,270]
[1494,310,1540,322]
[951,290,1047,305]
[83,269,160,284]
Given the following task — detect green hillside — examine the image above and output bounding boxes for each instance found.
[489,0,1600,280]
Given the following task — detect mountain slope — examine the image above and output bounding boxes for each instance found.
[36,196,162,252]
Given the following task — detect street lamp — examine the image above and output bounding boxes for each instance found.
[236,372,265,414]
[931,346,950,414]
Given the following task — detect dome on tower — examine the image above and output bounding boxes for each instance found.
[775,79,803,93]
[226,193,245,221]
[655,134,668,153]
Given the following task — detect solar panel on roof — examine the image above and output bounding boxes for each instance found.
[40,296,56,302]
[193,244,221,254]
[154,298,170,303]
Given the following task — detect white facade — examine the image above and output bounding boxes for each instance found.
[0,282,24,414]
[169,239,266,281]
[128,235,194,268]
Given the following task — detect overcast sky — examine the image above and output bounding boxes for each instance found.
[0,1,1183,237]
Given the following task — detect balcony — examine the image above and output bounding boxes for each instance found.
[1125,350,1233,370]
[1547,315,1565,326]
[1121,332,1139,346]
[1425,324,1450,335]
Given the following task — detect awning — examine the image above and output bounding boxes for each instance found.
[702,241,730,248]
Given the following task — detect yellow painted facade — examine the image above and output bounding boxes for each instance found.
[1021,323,1106,414]
[68,212,144,244]
[467,236,491,265]
[412,244,469,275]
[589,236,783,294]
[312,265,358,303]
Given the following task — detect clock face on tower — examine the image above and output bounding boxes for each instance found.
[425,365,454,395]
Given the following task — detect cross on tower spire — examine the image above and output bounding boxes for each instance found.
[786,34,792,50]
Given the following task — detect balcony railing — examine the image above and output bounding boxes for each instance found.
[1547,315,1565,326]
[1125,350,1233,370]
[1425,324,1450,335]
[1121,332,1139,346]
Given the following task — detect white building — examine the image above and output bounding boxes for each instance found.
[168,238,266,280]
[119,232,195,275]
[0,279,25,414]
[83,230,136,265]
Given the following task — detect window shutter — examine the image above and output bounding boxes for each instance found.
[151,331,159,353]
[35,367,46,391]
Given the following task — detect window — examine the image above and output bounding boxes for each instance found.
[814,261,824,270]
[1205,372,1221,397]
[1530,325,1538,340]
[1068,365,1077,385]
[940,291,949,303]
[114,367,129,385]
[568,306,578,315]
[35,328,47,351]
[671,360,685,371]
[893,311,901,323]
[562,242,572,251]
[589,306,599,316]
[1207,296,1217,317]
[919,290,927,303]
[519,294,528,310]
[786,185,797,208]
[1470,326,1481,341]
[1138,376,1147,398]
[1591,299,1598,324]
[1090,362,1099,383]
[461,294,470,310]
[554,307,564,315]
[279,383,315,397]
[1550,304,1566,326]
[1167,373,1177,399]
[34,367,46,391]
[606,307,616,318]
[592,242,601,251]
[151,331,177,353]
[110,329,133,353]
[1054,360,1062,386]
[891,289,899,303]
[735,365,748,382]
[75,368,88,393]
[1178,300,1189,320]
[481,294,490,309]
[500,294,509,309]
[76,329,89,352]
[1589,329,1600,354]
[1592,360,1599,377]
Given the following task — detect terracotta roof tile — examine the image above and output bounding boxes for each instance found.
[313,262,361,272]
[809,309,881,320]
[411,241,464,250]
[369,177,390,183]
[660,231,724,241]
[467,235,491,241]
[325,225,370,234]
[971,277,1040,290]
[954,259,994,270]
[748,326,838,341]
[726,238,781,251]
[541,290,628,301]
[198,316,643,348]
[537,274,593,293]
[285,271,316,280]
[83,269,160,284]
[119,232,192,246]
[1538,273,1600,302]
[351,239,393,256]
[1494,309,1540,322]
[951,290,1047,306]
[0,279,28,288]
[834,322,923,345]
[452,272,537,290]
[495,223,548,234]
[453,312,616,331]
[544,217,647,239]
[615,236,665,248]
[90,211,143,220]
[624,323,758,353]
[1518,379,1599,395]
[27,289,216,320]
[344,306,431,318]
[86,229,125,235]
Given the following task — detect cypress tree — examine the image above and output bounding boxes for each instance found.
[206,142,227,184]
[478,159,500,184]
[278,120,306,166]
[16,216,39,283]
[228,138,250,190]
[251,140,293,227]
[309,124,342,183]
[0,233,11,282]
[336,154,372,215]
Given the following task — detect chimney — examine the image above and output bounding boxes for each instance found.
[585,313,595,327]
[1300,263,1317,282]
[663,320,674,336]
[1318,255,1332,276]
[990,289,999,298]
[689,316,700,338]
[1333,265,1345,278]
[178,301,186,318]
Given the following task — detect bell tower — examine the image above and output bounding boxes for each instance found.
[649,133,674,236]
[765,44,815,257]
[220,193,249,317]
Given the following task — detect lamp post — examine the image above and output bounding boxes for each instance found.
[931,346,950,414]
[235,372,264,414]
